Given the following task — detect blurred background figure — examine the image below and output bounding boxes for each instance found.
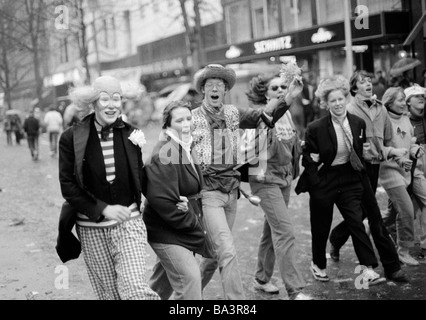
[43,105,63,158]
[23,109,40,161]
[3,115,13,146]
[11,114,23,146]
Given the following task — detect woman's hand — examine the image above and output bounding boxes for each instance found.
[176,196,189,212]
[285,77,303,105]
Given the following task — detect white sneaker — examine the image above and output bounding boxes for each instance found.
[253,280,279,294]
[293,292,314,300]
[310,261,329,282]
[362,268,386,286]
[399,253,420,266]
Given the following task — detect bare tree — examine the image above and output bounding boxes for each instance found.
[179,0,203,76]
[0,0,34,109]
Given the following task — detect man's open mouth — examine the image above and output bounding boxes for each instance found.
[210,95,219,101]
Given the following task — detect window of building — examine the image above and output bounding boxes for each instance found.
[281,0,313,32]
[226,1,252,44]
[316,0,345,24]
[251,0,280,39]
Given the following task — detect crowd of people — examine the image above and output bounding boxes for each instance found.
[2,61,420,300]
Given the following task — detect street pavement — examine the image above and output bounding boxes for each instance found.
[0,125,425,301]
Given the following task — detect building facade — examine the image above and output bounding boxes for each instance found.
[206,0,424,104]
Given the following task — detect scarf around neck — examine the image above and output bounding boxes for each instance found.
[201,101,226,129]
[165,129,193,156]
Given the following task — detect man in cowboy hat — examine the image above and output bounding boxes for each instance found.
[191,64,302,299]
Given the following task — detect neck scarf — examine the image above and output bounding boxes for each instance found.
[95,117,125,141]
[201,101,226,129]
[331,112,364,172]
[166,129,193,155]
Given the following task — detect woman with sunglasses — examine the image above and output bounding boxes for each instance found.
[244,70,312,300]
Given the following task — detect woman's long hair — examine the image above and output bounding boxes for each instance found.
[246,72,280,105]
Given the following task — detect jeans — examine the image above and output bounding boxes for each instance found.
[149,242,202,300]
[412,175,426,249]
[199,189,245,300]
[250,182,306,298]
[385,186,415,249]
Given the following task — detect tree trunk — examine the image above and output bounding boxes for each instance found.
[76,0,90,84]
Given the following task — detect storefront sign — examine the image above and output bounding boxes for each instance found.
[226,46,243,59]
[205,12,409,64]
[311,28,335,44]
[254,36,293,54]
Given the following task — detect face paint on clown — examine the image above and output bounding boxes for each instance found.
[92,76,123,127]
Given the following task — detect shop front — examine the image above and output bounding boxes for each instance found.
[205,11,410,103]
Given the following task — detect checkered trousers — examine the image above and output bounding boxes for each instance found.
[76,216,160,300]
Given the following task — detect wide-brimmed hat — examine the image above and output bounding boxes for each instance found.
[194,64,236,94]
[404,84,426,103]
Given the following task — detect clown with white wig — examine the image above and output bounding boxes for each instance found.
[56,76,160,300]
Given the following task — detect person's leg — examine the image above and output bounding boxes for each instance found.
[253,218,275,283]
[110,217,160,300]
[199,189,245,300]
[329,163,380,257]
[412,176,426,251]
[76,226,120,300]
[361,172,401,276]
[385,186,417,264]
[6,131,12,145]
[335,176,378,269]
[27,136,35,158]
[251,182,306,298]
[34,135,39,160]
[309,187,335,270]
[150,242,202,300]
[149,256,174,300]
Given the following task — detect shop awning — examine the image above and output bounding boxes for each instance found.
[403,11,426,46]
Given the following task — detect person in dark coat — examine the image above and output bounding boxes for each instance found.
[295,75,383,285]
[58,75,159,300]
[143,101,215,300]
[23,110,40,161]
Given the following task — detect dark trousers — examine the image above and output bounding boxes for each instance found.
[27,135,39,160]
[329,162,400,275]
[309,163,378,270]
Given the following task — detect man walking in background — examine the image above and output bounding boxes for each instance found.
[23,109,40,161]
[44,105,63,158]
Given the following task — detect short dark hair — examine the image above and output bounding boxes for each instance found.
[349,70,374,97]
[162,101,192,129]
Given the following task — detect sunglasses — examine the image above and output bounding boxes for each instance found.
[269,85,287,91]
